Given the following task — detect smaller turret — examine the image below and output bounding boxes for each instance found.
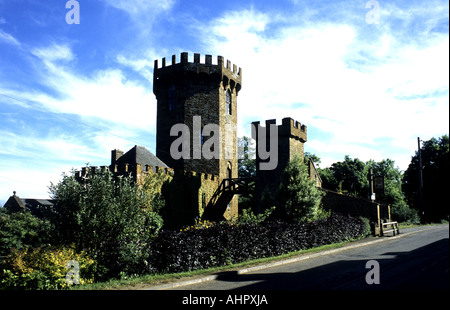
[252,117,308,212]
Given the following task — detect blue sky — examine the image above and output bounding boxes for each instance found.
[0,0,448,201]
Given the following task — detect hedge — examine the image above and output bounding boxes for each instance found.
[148,213,368,273]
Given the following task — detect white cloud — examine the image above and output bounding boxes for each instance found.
[0,29,20,47]
[197,7,449,170]
[116,54,155,82]
[101,0,175,18]
[0,129,105,165]
[0,168,60,200]
[27,43,157,133]
[0,42,159,199]
[31,43,74,63]
[1,1,447,206]
[0,129,109,199]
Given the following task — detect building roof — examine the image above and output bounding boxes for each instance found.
[3,192,54,218]
[117,145,168,168]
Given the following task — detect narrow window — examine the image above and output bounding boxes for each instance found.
[200,127,204,145]
[225,89,232,115]
[168,85,176,111]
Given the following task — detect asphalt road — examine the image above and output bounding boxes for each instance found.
[162,224,449,290]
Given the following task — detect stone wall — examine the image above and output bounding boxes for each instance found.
[321,188,391,234]
[308,158,322,188]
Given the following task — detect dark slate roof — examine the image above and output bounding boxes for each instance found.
[3,194,54,218]
[4,194,25,211]
[21,198,55,208]
[117,145,168,168]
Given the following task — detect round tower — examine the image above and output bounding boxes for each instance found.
[153,52,242,217]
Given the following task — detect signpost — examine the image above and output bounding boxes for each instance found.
[369,169,384,201]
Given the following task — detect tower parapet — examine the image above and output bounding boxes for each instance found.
[251,117,307,158]
[280,117,307,143]
[153,52,242,95]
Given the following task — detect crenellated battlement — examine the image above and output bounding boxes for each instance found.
[154,52,242,76]
[154,52,242,94]
[281,117,307,142]
[74,164,219,183]
[252,117,307,142]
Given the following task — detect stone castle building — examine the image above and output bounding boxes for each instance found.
[3,51,393,234]
[153,52,242,217]
[252,118,306,207]
[104,52,319,224]
[73,52,321,225]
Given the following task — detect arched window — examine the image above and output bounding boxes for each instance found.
[225,89,232,115]
[226,161,232,188]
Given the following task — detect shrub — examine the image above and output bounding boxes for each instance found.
[48,168,163,278]
[0,209,54,257]
[180,218,216,231]
[237,206,275,225]
[277,156,326,222]
[139,170,172,214]
[390,202,420,224]
[359,217,372,237]
[148,213,366,273]
[0,246,97,290]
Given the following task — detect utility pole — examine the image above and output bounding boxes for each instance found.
[417,137,424,221]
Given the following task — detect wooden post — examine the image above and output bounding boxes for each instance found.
[377,204,381,236]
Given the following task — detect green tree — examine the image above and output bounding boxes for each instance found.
[403,135,449,222]
[238,136,256,212]
[48,168,163,277]
[323,155,369,197]
[304,152,321,167]
[317,166,337,191]
[0,209,54,256]
[319,156,419,223]
[238,136,256,179]
[277,155,326,222]
[367,159,405,204]
[367,159,419,223]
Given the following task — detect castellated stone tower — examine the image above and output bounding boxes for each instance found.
[153,52,242,217]
[252,117,307,210]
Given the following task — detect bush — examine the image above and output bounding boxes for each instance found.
[391,202,420,224]
[0,246,97,290]
[237,206,275,225]
[148,213,366,273]
[48,168,163,278]
[0,209,54,257]
[277,156,326,222]
[358,217,372,237]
